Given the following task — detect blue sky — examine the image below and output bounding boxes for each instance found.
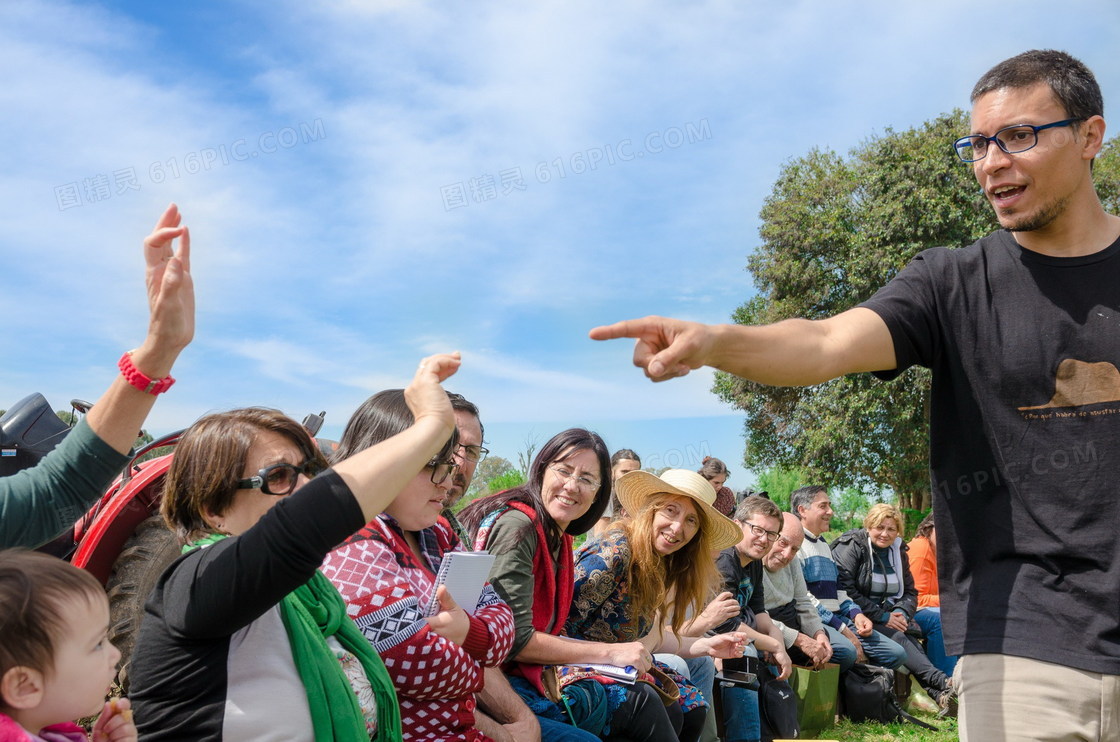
[1,1,1117,493]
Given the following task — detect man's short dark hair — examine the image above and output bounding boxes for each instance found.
[790,485,828,518]
[447,392,483,440]
[971,49,1103,122]
[611,448,641,466]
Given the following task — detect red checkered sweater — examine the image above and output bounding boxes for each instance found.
[322,515,514,741]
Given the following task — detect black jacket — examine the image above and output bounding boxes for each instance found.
[830,528,918,621]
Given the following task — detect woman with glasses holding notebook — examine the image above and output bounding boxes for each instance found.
[130,353,464,741]
[321,389,515,742]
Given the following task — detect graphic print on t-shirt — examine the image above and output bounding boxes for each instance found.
[1018,358,1120,414]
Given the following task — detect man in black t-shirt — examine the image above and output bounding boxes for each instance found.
[714,496,790,742]
[592,50,1120,739]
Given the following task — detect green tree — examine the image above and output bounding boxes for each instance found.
[828,486,874,534]
[750,465,803,513]
[1094,135,1120,214]
[453,456,525,514]
[464,455,515,501]
[716,110,1120,511]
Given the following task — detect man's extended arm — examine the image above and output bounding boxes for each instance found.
[589,307,896,385]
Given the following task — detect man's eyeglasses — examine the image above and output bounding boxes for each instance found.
[238,459,324,496]
[745,522,780,543]
[548,464,601,492]
[953,118,1082,163]
[428,458,458,486]
[456,444,489,463]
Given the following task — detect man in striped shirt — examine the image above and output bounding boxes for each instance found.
[791,485,905,671]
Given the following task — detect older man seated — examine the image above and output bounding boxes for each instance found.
[762,513,853,672]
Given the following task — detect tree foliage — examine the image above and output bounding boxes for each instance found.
[716,110,1120,511]
[454,455,517,514]
[468,456,515,497]
[750,465,804,513]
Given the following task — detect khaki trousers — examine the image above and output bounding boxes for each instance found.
[958,654,1120,742]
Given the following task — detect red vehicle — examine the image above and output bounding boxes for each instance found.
[1,392,331,687]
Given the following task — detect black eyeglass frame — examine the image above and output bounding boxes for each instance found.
[456,443,490,463]
[428,457,458,486]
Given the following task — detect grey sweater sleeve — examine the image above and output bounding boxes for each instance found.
[0,417,129,548]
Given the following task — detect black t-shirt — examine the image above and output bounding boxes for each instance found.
[715,547,767,634]
[862,229,1120,674]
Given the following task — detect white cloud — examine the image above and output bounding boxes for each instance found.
[3,0,1118,443]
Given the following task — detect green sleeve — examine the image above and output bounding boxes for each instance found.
[482,510,544,657]
[0,417,130,548]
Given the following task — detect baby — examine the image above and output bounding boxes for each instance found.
[0,550,135,742]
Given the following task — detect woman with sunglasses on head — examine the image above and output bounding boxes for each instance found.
[129,353,464,741]
[320,390,515,742]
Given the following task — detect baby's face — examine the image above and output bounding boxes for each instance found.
[39,594,120,724]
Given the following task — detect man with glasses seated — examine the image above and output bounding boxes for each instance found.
[441,392,489,544]
[761,512,847,671]
[712,496,792,742]
[791,486,906,674]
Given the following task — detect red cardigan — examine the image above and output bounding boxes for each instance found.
[323,516,515,741]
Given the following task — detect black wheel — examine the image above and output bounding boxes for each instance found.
[106,514,180,692]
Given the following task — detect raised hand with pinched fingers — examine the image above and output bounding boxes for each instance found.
[142,203,194,360]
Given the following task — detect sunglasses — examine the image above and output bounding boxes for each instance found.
[237,459,324,496]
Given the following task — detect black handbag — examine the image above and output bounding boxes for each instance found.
[841,664,938,731]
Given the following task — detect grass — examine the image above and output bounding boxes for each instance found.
[821,688,959,742]
[829,714,958,741]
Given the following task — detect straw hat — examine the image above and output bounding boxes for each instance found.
[615,469,742,551]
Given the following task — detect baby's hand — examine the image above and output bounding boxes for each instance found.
[91,697,137,742]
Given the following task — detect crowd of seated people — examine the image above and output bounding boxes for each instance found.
[0,208,956,742]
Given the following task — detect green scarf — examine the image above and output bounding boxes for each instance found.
[186,535,401,741]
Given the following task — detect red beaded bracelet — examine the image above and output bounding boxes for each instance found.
[118,351,176,395]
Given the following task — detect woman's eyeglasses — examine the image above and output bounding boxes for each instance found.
[238,459,324,496]
[548,464,601,492]
[428,458,458,486]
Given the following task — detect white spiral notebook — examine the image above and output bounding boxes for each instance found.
[423,550,496,616]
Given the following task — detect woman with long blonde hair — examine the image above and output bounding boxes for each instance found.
[566,469,747,742]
